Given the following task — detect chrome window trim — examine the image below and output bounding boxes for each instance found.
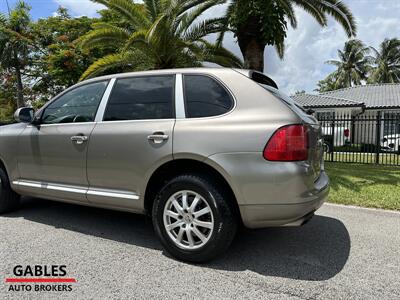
[28,122,96,128]
[175,73,186,119]
[95,77,116,122]
[93,118,175,125]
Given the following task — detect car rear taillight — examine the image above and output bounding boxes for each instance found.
[263,125,309,161]
[344,129,350,137]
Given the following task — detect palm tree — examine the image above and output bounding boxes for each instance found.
[78,0,242,80]
[210,0,356,71]
[369,38,400,84]
[0,1,32,108]
[326,39,372,88]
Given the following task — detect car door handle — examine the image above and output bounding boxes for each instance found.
[147,133,169,144]
[71,135,88,145]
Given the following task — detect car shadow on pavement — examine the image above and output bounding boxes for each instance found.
[207,215,351,281]
[5,197,350,281]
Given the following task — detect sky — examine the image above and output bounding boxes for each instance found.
[1,0,400,94]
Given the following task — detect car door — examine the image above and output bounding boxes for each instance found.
[15,80,110,203]
[86,75,176,211]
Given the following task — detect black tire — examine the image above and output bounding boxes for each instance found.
[323,142,333,153]
[152,174,237,263]
[0,168,20,214]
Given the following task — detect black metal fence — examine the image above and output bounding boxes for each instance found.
[318,113,400,166]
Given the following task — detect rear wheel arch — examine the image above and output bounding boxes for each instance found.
[144,159,241,222]
[0,157,9,180]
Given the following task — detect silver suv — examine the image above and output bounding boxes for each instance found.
[0,68,329,262]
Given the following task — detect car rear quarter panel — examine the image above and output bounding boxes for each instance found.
[173,69,301,158]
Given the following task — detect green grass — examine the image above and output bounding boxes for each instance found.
[326,152,400,165]
[325,162,400,211]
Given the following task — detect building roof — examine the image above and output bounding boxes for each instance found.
[293,93,363,108]
[293,83,400,110]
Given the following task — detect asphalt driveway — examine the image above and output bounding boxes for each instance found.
[0,198,399,299]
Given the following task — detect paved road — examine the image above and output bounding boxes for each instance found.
[0,198,399,299]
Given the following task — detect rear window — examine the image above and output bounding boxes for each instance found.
[261,85,308,113]
[183,75,234,118]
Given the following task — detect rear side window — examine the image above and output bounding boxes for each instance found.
[183,75,233,118]
[104,76,174,121]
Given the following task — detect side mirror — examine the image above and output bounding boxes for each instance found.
[14,107,35,123]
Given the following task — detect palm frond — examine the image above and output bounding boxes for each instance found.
[215,3,234,47]
[0,13,7,26]
[274,41,285,59]
[177,0,219,16]
[318,0,357,37]
[184,18,223,42]
[146,14,167,41]
[80,51,148,80]
[124,29,148,51]
[326,59,342,67]
[176,0,225,34]
[102,0,150,30]
[197,39,243,68]
[77,28,130,50]
[276,0,297,28]
[291,0,328,27]
[143,0,161,21]
[91,22,124,30]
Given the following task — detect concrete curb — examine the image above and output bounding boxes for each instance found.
[324,202,400,215]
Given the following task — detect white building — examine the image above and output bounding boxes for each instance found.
[293,84,400,145]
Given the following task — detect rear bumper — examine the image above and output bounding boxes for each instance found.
[206,152,329,229]
[240,185,328,229]
[240,171,329,228]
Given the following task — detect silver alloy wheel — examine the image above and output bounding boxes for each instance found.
[163,190,214,250]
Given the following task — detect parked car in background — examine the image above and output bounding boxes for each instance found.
[322,125,351,152]
[381,134,400,153]
[0,68,329,262]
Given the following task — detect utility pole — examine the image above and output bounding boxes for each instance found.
[5,0,11,15]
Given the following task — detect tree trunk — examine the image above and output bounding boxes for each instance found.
[13,51,25,108]
[236,18,266,72]
[239,37,265,72]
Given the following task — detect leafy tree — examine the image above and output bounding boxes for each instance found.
[294,90,305,95]
[30,7,103,98]
[326,39,372,88]
[78,0,242,80]
[369,38,400,84]
[0,1,32,108]
[315,73,338,92]
[0,72,18,122]
[211,0,356,71]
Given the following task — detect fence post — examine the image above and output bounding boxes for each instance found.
[375,111,381,164]
[331,118,335,162]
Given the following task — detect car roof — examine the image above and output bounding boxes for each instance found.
[80,68,252,85]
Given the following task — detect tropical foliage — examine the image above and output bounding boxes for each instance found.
[78,0,242,80]
[209,0,357,71]
[0,0,398,123]
[369,38,400,84]
[0,1,32,108]
[326,39,372,88]
[30,7,104,98]
[317,38,400,92]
